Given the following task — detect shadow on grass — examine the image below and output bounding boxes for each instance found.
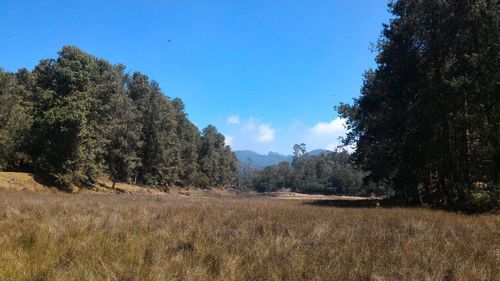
[303,198,498,214]
[94,181,126,193]
[303,198,417,209]
[32,173,73,193]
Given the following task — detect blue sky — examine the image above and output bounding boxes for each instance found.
[0,1,391,155]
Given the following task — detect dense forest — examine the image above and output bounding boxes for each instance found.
[0,46,239,188]
[0,0,498,212]
[338,0,500,210]
[241,144,385,196]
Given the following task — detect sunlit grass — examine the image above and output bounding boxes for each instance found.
[0,190,498,281]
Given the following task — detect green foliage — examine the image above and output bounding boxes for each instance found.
[246,146,374,195]
[0,69,33,169]
[172,98,201,186]
[30,47,107,184]
[0,46,238,188]
[105,94,142,186]
[139,81,181,186]
[198,125,239,187]
[465,190,499,213]
[338,0,500,210]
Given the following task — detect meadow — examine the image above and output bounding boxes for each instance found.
[0,190,498,281]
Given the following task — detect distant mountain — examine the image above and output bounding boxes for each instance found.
[235,149,334,170]
[309,149,329,156]
[234,150,292,169]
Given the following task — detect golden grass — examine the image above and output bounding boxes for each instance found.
[0,172,164,195]
[93,178,164,195]
[0,190,498,281]
[0,172,54,193]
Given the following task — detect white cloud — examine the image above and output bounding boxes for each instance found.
[257,124,275,142]
[221,116,350,154]
[242,117,257,132]
[224,135,234,146]
[310,117,347,137]
[227,115,240,125]
[224,117,276,151]
[301,117,350,152]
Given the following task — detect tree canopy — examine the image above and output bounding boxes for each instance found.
[243,145,382,196]
[338,0,500,210]
[0,46,239,188]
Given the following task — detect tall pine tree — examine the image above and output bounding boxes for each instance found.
[338,0,500,209]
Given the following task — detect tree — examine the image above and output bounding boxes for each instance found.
[30,46,105,184]
[172,98,201,186]
[105,94,142,188]
[0,69,32,169]
[292,143,307,165]
[338,0,500,209]
[138,81,180,186]
[127,72,150,102]
[198,125,239,187]
[0,45,240,190]
[245,145,368,195]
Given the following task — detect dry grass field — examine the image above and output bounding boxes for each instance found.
[0,189,498,281]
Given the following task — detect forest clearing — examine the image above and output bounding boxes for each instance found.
[0,181,498,281]
[1,1,500,280]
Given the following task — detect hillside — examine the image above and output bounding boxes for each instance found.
[235,149,332,170]
[308,149,329,156]
[234,150,292,169]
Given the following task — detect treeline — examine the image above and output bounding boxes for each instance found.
[338,0,500,210]
[243,144,384,196]
[0,46,238,188]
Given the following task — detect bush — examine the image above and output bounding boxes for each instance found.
[465,188,499,212]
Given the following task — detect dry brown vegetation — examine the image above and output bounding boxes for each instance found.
[0,190,498,281]
[0,172,55,193]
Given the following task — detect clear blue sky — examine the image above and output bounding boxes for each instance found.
[0,0,391,154]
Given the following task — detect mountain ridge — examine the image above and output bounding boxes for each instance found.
[235,149,330,169]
